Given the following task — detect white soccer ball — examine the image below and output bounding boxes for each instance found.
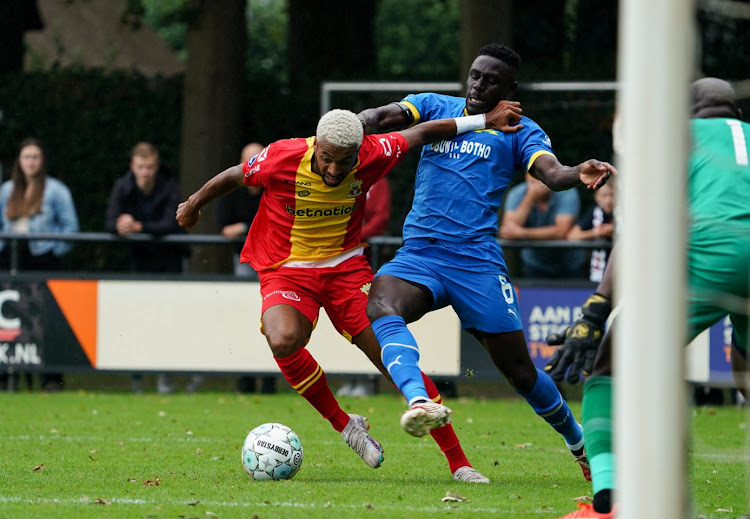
[241,423,303,481]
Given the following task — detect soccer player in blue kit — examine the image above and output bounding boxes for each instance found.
[358,43,617,480]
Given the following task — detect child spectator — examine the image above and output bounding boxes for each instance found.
[566,180,616,282]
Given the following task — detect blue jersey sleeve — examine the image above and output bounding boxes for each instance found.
[401,92,466,123]
[513,118,555,172]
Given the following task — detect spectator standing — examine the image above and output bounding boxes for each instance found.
[0,137,79,391]
[500,172,586,278]
[106,142,200,394]
[566,181,616,282]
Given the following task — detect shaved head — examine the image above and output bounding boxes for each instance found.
[691,77,741,119]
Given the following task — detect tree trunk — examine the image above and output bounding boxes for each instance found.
[287,0,376,129]
[180,0,246,274]
[460,0,513,85]
[0,0,43,73]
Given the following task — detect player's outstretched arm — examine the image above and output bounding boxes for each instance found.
[399,100,523,150]
[176,164,245,231]
[531,155,618,191]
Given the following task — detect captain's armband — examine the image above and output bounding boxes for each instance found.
[393,102,415,126]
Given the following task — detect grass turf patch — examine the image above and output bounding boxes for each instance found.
[0,391,746,518]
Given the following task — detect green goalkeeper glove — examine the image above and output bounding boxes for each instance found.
[544,293,612,384]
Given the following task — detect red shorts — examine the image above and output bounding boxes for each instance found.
[258,255,373,341]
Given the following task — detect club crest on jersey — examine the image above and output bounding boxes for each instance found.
[360,282,371,295]
[347,180,363,198]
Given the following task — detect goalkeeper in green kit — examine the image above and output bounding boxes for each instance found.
[546,77,749,519]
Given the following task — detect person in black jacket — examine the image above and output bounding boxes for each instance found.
[106,142,187,273]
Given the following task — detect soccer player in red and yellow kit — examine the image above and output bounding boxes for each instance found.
[176,105,522,480]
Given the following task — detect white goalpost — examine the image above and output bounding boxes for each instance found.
[615,1,694,518]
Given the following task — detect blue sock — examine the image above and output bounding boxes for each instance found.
[371,315,427,404]
[519,369,583,448]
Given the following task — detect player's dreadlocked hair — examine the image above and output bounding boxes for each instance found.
[477,44,521,73]
[316,109,364,149]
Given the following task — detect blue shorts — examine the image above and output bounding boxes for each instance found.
[375,238,523,334]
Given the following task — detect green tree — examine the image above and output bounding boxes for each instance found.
[375,0,460,80]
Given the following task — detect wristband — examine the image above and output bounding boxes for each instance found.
[454,114,485,134]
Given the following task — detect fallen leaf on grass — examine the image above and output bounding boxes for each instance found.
[143,477,162,487]
[442,491,469,503]
[188,501,200,506]
[715,507,733,513]
[573,496,592,502]
[515,443,533,449]
[93,498,111,505]
[32,464,44,472]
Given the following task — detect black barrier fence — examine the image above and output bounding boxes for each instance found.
[0,232,612,274]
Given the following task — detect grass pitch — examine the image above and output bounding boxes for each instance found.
[0,390,746,518]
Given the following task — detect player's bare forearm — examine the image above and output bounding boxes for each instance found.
[532,155,616,191]
[358,104,409,134]
[176,164,245,230]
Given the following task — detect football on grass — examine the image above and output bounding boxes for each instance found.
[242,423,303,480]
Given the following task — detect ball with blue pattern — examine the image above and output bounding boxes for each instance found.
[242,423,303,481]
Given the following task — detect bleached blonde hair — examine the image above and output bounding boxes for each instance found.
[316,109,363,149]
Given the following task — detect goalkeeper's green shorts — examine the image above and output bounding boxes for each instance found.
[687,228,750,352]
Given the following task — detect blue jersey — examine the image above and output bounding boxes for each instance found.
[400,92,555,243]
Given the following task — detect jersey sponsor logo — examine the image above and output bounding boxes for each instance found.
[459,140,491,158]
[298,190,311,197]
[542,134,552,147]
[284,180,312,186]
[428,139,492,159]
[429,140,460,154]
[264,290,301,302]
[285,203,359,217]
[347,180,363,198]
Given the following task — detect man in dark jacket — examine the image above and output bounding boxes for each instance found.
[106,142,187,273]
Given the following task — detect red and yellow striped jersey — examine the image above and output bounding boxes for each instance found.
[240,133,408,270]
